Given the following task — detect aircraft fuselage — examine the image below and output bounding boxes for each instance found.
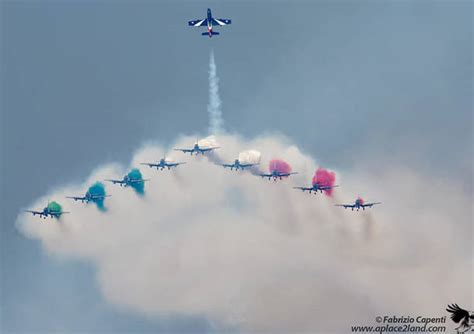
[207,8,213,37]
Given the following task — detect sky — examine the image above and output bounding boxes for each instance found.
[1,1,472,333]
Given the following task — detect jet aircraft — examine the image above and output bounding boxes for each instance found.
[222,159,258,171]
[174,140,220,155]
[188,8,231,37]
[25,201,69,219]
[105,175,149,187]
[335,197,381,211]
[259,170,298,181]
[141,157,186,171]
[293,182,339,194]
[66,191,111,203]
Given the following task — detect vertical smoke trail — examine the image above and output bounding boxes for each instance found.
[208,50,224,135]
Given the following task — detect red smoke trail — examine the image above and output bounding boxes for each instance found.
[357,197,365,205]
[269,159,292,174]
[312,167,336,196]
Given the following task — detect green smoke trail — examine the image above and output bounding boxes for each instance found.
[47,201,62,213]
[128,168,145,195]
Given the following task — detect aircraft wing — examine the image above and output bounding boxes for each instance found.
[211,18,231,26]
[259,173,272,178]
[222,164,234,168]
[281,172,298,177]
[140,163,159,168]
[202,146,220,152]
[174,148,193,153]
[91,195,110,199]
[188,18,208,27]
[129,179,149,184]
[240,163,257,168]
[105,179,124,185]
[320,185,339,190]
[25,210,43,216]
[66,196,85,201]
[335,204,355,209]
[169,162,186,167]
[362,202,381,208]
[293,186,311,192]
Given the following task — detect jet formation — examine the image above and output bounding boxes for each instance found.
[25,137,381,220]
[25,10,381,220]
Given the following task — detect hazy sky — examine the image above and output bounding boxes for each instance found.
[1,1,472,333]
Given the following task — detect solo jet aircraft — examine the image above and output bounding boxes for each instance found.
[260,170,298,181]
[174,141,220,156]
[141,157,186,171]
[66,191,111,203]
[222,159,258,171]
[335,197,381,211]
[105,175,149,187]
[188,8,231,37]
[25,201,69,219]
[293,182,339,194]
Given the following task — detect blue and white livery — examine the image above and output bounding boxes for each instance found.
[105,175,150,187]
[66,191,111,204]
[174,140,220,156]
[259,170,298,181]
[188,8,231,38]
[140,157,186,171]
[222,159,258,171]
[335,197,381,211]
[293,182,339,194]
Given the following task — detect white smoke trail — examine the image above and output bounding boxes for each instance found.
[15,133,472,333]
[208,50,224,135]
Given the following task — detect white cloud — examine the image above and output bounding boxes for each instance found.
[16,133,472,333]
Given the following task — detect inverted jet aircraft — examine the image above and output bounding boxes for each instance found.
[188,8,231,37]
[66,191,111,203]
[105,175,149,187]
[25,201,69,219]
[335,197,381,211]
[174,141,220,155]
[293,182,339,194]
[222,159,258,171]
[259,170,298,181]
[141,157,186,171]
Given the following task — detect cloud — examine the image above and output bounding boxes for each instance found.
[16,132,472,333]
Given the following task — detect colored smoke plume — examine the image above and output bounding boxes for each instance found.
[269,159,292,174]
[197,136,219,149]
[88,182,107,211]
[357,197,365,205]
[127,168,145,195]
[47,201,62,212]
[312,167,337,196]
[238,150,261,165]
[16,134,472,333]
